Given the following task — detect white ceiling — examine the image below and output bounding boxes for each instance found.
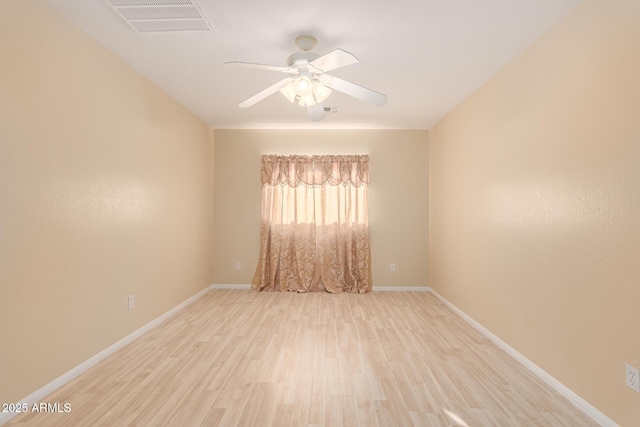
[43,0,582,129]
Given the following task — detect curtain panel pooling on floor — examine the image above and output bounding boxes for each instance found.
[253,154,372,293]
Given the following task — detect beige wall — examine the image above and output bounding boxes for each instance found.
[0,0,214,405]
[429,0,640,424]
[213,129,428,289]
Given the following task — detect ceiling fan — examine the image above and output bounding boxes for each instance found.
[224,35,387,121]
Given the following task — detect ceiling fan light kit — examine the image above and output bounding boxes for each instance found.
[225,35,386,121]
[313,82,331,102]
[283,71,332,107]
[293,71,313,96]
[279,83,297,103]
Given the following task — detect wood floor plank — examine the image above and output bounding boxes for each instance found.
[7,290,599,426]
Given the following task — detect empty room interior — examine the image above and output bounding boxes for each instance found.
[1,0,639,425]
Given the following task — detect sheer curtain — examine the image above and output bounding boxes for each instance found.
[252,155,371,293]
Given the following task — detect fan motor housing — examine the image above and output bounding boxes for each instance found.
[287,51,320,69]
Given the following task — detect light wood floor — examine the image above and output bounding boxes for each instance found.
[8,290,597,426]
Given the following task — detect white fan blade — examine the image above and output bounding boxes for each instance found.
[324,75,387,106]
[238,77,294,108]
[308,49,358,73]
[308,103,326,121]
[224,61,294,73]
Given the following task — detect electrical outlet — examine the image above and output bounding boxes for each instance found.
[626,364,640,392]
[390,263,396,272]
[128,295,135,310]
[235,262,241,270]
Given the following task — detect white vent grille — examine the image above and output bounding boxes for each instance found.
[110,0,193,5]
[118,6,201,20]
[106,0,214,33]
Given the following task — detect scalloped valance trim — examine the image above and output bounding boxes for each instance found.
[261,154,369,187]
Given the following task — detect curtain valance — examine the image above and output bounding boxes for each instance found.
[261,154,369,188]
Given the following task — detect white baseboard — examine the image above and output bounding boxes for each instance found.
[210,284,252,290]
[427,288,617,427]
[373,286,430,292]
[210,284,430,292]
[0,284,215,427]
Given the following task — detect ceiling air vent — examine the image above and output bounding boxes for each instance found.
[106,0,215,33]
